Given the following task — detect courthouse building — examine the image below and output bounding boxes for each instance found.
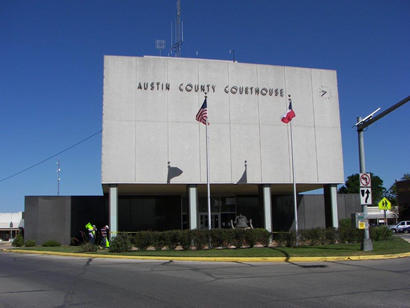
[25,55,347,244]
[101,55,344,235]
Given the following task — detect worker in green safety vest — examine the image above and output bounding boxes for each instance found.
[85,222,95,244]
[100,225,110,248]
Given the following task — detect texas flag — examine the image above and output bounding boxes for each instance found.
[281,101,296,124]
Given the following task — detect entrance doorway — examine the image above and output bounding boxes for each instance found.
[199,213,220,229]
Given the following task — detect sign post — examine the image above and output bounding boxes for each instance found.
[378,197,391,225]
[358,171,372,251]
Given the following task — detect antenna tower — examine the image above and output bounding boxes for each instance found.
[56,160,61,196]
[171,0,183,57]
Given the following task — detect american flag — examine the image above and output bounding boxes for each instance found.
[195,97,208,125]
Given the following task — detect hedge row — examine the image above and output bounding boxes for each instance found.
[272,223,392,247]
[109,224,393,252]
[10,221,393,252]
[109,228,271,252]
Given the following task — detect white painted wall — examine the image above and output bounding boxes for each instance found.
[102,56,344,185]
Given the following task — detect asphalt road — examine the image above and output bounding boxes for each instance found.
[0,253,409,308]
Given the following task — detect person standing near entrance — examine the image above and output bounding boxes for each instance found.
[100,225,110,248]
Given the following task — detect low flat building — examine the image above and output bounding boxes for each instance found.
[0,212,24,241]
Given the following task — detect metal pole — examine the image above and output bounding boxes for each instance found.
[205,105,211,231]
[290,121,298,246]
[357,117,373,251]
[384,210,387,226]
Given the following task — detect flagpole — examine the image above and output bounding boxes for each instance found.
[288,95,298,246]
[205,94,211,230]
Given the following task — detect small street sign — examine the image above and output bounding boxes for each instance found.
[354,212,366,229]
[360,187,372,205]
[378,197,391,211]
[358,221,366,229]
[360,173,371,188]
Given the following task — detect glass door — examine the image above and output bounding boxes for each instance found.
[199,213,220,229]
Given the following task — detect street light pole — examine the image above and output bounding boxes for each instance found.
[355,95,409,251]
[357,117,373,251]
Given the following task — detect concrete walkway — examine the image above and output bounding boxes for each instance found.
[0,241,12,249]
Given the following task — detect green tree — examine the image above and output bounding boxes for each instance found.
[386,173,410,218]
[338,173,386,204]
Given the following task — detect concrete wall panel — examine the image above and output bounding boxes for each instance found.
[102,56,344,185]
[102,120,135,183]
[168,122,200,183]
[135,122,168,183]
[230,124,261,183]
[260,124,291,182]
[24,196,71,245]
[292,126,318,183]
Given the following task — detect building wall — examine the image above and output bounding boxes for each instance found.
[273,194,360,231]
[25,196,71,245]
[102,56,344,186]
[25,196,106,245]
[25,194,360,241]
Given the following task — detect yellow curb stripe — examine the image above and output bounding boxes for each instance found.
[4,249,410,262]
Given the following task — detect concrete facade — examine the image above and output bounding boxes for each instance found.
[102,56,343,188]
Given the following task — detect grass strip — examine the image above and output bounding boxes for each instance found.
[11,238,410,257]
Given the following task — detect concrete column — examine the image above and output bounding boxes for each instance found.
[188,185,198,230]
[324,184,339,229]
[109,185,118,237]
[263,184,272,232]
[330,184,339,229]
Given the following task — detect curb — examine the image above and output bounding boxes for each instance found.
[3,249,410,263]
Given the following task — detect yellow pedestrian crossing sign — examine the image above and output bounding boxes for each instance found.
[378,197,391,210]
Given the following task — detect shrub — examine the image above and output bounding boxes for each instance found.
[300,228,324,246]
[211,229,226,247]
[273,231,296,247]
[179,230,191,249]
[190,230,209,249]
[152,231,165,250]
[252,228,271,247]
[24,240,36,247]
[12,234,24,247]
[244,230,257,247]
[224,229,236,247]
[133,231,154,250]
[338,218,363,243]
[161,231,178,249]
[109,233,131,253]
[81,242,98,252]
[325,228,337,244]
[42,240,61,247]
[233,229,247,247]
[370,226,393,241]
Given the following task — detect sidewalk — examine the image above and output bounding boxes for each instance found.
[0,241,12,249]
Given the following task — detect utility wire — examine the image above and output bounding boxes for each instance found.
[0,129,102,183]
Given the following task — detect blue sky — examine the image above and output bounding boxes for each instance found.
[1,0,409,212]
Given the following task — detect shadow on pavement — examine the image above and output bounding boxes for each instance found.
[271,248,327,268]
